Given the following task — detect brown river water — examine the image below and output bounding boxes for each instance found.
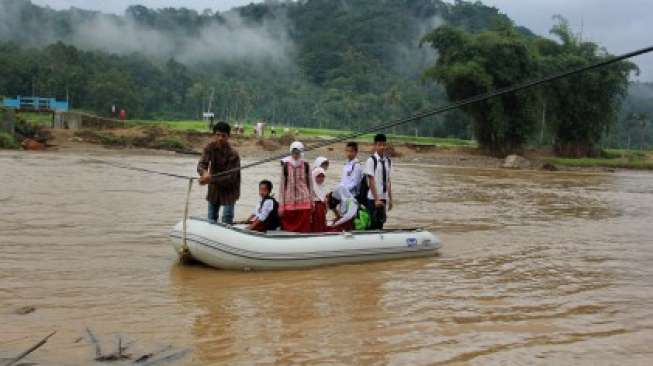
[1,149,653,365]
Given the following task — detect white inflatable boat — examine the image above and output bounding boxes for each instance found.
[169,217,442,270]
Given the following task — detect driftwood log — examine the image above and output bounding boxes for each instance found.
[3,331,56,366]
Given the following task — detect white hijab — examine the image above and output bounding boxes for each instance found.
[282,141,305,167]
[313,156,329,170]
[312,167,327,201]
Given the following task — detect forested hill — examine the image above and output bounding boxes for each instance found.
[0,0,525,135]
[0,0,649,149]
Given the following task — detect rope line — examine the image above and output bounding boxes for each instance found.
[89,159,195,180]
[181,178,193,254]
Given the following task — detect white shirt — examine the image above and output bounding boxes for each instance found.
[253,197,274,221]
[331,185,358,227]
[340,159,363,196]
[364,153,391,200]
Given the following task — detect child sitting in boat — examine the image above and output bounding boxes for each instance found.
[279,141,313,233]
[246,180,280,232]
[326,185,359,232]
[311,167,328,232]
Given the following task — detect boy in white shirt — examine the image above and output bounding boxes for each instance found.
[246,180,280,232]
[340,142,363,196]
[364,134,393,230]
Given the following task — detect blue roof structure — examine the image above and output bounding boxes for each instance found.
[2,96,69,112]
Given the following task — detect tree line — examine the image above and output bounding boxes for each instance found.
[0,0,650,156]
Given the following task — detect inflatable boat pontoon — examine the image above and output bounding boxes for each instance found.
[170,217,442,270]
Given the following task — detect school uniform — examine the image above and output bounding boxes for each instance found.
[364,153,391,230]
[310,167,328,233]
[340,158,363,196]
[279,157,313,233]
[250,196,280,232]
[328,186,358,232]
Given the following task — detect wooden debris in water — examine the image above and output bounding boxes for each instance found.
[137,349,190,366]
[14,306,35,315]
[94,336,131,362]
[3,331,56,366]
[85,328,102,358]
[133,345,173,363]
[4,329,188,365]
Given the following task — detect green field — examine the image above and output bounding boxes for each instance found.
[548,149,653,170]
[19,112,475,147]
[127,119,476,147]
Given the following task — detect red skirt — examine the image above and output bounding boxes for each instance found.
[281,209,312,233]
[328,220,354,232]
[249,220,267,232]
[311,201,328,233]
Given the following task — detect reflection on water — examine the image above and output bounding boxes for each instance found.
[2,150,653,365]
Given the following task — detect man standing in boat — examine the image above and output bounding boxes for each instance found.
[198,122,241,225]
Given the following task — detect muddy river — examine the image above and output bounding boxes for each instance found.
[1,149,653,365]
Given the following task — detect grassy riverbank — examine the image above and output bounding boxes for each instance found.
[128,119,475,147]
[20,112,475,148]
[548,150,653,170]
[19,112,653,170]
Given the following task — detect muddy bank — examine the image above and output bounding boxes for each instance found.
[42,127,526,170]
[28,126,643,173]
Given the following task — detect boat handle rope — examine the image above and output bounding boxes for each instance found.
[181,178,193,255]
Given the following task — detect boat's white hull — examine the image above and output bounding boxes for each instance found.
[170,218,442,270]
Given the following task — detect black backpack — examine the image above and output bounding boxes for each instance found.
[356,155,391,205]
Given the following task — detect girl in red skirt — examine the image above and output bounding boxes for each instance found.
[279,141,313,233]
[310,167,328,232]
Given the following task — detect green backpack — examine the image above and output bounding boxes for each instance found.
[354,206,371,231]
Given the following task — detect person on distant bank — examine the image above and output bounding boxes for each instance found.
[198,122,241,225]
[364,134,392,230]
[279,141,313,233]
[246,180,280,232]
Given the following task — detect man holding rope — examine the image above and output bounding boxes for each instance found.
[198,122,241,225]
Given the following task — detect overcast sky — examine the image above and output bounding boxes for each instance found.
[31,0,653,81]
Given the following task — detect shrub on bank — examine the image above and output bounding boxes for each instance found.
[0,131,18,149]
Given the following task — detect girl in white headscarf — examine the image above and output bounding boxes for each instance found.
[310,167,328,232]
[279,141,313,233]
[313,156,330,171]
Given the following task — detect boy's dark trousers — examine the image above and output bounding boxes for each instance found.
[366,199,387,230]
